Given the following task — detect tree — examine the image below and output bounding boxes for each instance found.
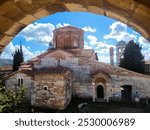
[119,40,145,74]
[47,40,54,51]
[12,44,24,72]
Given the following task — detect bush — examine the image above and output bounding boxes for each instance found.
[0,76,30,112]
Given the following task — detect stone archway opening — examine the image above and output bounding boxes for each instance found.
[0,0,150,53]
[121,85,132,102]
[97,85,104,99]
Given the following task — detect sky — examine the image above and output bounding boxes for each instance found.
[0,12,150,63]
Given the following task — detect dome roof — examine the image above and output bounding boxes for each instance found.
[116,40,126,46]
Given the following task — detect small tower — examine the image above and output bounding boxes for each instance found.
[116,40,126,66]
[109,47,114,66]
[53,26,84,54]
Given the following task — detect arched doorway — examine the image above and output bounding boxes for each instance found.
[97,85,104,98]
[121,85,132,102]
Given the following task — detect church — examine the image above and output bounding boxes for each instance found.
[5,26,150,110]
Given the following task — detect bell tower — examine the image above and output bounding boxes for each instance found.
[116,40,126,66]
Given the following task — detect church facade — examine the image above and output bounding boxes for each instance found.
[5,26,150,110]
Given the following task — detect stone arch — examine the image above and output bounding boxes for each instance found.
[57,35,64,48]
[0,0,150,53]
[65,34,70,48]
[92,71,110,101]
[94,78,106,99]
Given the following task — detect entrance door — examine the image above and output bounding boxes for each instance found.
[121,85,132,102]
[97,85,104,98]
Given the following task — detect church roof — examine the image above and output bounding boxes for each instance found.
[79,57,150,78]
[81,49,94,58]
[34,66,71,75]
[4,69,37,79]
[26,48,76,64]
[53,26,84,32]
[116,40,126,46]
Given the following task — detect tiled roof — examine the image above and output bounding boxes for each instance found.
[4,69,37,79]
[34,66,71,75]
[81,49,94,58]
[53,26,84,32]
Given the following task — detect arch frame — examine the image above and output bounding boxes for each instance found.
[0,0,150,53]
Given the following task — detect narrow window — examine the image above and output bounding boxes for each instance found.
[21,79,23,86]
[18,78,23,87]
[43,86,48,91]
[18,79,20,87]
[74,38,78,47]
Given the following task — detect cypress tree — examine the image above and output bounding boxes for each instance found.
[119,40,145,74]
[12,44,24,72]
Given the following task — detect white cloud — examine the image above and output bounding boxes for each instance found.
[0,42,44,61]
[18,22,55,46]
[104,21,136,42]
[96,55,110,63]
[0,42,15,59]
[84,41,93,49]
[86,35,116,63]
[138,37,149,47]
[56,23,71,28]
[82,26,96,32]
[138,37,150,60]
[87,35,98,45]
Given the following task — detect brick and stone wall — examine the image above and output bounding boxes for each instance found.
[5,73,33,99]
[31,74,72,110]
[109,75,150,100]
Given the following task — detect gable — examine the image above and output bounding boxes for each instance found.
[40,49,74,59]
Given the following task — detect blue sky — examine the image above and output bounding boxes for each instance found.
[0,12,150,63]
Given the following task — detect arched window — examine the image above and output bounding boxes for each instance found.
[74,38,78,47]
[57,35,64,48]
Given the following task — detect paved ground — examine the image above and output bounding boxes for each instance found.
[34,98,150,113]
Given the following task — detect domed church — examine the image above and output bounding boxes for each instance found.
[5,26,150,110]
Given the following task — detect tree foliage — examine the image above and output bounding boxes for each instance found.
[0,75,29,112]
[12,44,24,72]
[119,40,145,74]
[0,87,27,112]
[47,40,54,51]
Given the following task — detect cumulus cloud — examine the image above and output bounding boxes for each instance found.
[0,42,44,61]
[104,21,136,42]
[0,42,15,59]
[56,24,96,33]
[138,37,150,60]
[18,22,55,46]
[87,35,98,44]
[56,23,71,28]
[84,41,93,49]
[86,35,116,63]
[138,37,149,47]
[82,26,96,32]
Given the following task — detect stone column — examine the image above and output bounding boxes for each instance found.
[106,83,109,102]
[92,82,95,102]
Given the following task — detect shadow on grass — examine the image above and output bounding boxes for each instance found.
[32,97,150,113]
